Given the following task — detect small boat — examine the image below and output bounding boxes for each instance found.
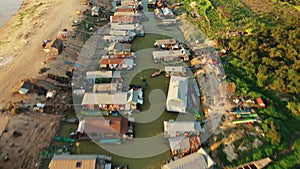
[61,117,79,123]
[151,70,162,78]
[236,113,258,118]
[232,118,257,124]
[55,136,76,143]
[191,108,201,117]
[111,111,120,116]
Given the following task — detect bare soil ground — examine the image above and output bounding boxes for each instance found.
[241,0,300,18]
[0,113,61,169]
[0,0,112,168]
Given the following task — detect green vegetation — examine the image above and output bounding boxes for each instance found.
[269,138,300,169]
[175,0,300,168]
[14,2,43,28]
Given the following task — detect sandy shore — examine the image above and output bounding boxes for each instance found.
[0,0,87,168]
[0,0,86,109]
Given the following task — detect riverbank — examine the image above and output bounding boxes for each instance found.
[0,0,87,109]
[0,0,23,28]
[0,0,92,168]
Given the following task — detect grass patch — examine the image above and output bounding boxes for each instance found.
[14,3,43,28]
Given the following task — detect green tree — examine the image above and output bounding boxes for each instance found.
[287,101,300,116]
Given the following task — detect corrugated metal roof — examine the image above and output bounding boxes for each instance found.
[110,15,135,23]
[162,153,207,169]
[165,66,185,73]
[100,58,126,65]
[117,7,135,12]
[164,120,201,138]
[162,148,215,169]
[83,116,128,134]
[49,155,97,169]
[168,136,190,152]
[86,71,122,79]
[154,39,177,46]
[166,76,188,113]
[82,92,128,105]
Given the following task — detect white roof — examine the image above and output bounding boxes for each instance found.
[109,30,136,37]
[82,92,128,105]
[86,71,121,79]
[161,7,174,16]
[165,66,186,73]
[153,50,184,59]
[166,76,188,113]
[161,148,215,169]
[154,38,177,46]
[111,23,136,30]
[168,136,190,152]
[164,120,198,137]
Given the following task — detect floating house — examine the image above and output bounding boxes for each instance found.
[86,71,122,84]
[153,49,190,63]
[163,120,203,138]
[107,42,131,55]
[168,136,201,156]
[82,88,143,111]
[168,136,190,155]
[99,58,135,70]
[166,76,188,113]
[109,30,136,38]
[48,154,112,169]
[161,148,215,169]
[165,66,186,75]
[154,39,177,49]
[79,117,130,144]
[103,35,133,43]
[111,23,144,36]
[116,6,136,12]
[110,15,135,23]
[82,92,130,111]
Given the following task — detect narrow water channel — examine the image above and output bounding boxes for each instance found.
[40,1,202,168]
[40,33,182,169]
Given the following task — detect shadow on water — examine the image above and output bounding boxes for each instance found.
[40,34,178,169]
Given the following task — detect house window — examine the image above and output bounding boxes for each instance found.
[76,161,82,168]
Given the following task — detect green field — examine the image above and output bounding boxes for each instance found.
[172,0,300,168]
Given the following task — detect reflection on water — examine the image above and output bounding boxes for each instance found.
[0,0,23,28]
